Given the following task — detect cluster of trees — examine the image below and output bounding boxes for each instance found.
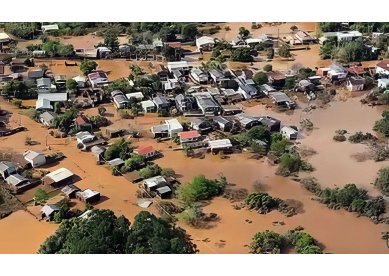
[374,167,389,195]
[348,132,377,143]
[104,138,133,161]
[4,23,40,39]
[38,209,197,254]
[231,47,254,62]
[234,126,271,153]
[320,38,377,62]
[177,175,227,207]
[139,164,162,179]
[53,108,78,133]
[41,40,74,57]
[253,71,268,85]
[249,229,322,254]
[278,44,291,58]
[2,80,30,99]
[277,152,314,176]
[89,115,110,128]
[374,111,389,137]
[301,178,386,220]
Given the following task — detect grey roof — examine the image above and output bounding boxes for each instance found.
[41,204,59,217]
[156,186,172,194]
[259,84,276,92]
[61,184,81,196]
[209,69,225,79]
[235,114,258,126]
[111,90,123,97]
[39,111,58,122]
[153,95,169,106]
[5,173,28,186]
[107,158,125,166]
[113,94,129,104]
[257,116,281,127]
[38,93,68,102]
[37,78,51,87]
[239,83,257,94]
[213,116,231,125]
[28,68,44,79]
[91,145,106,156]
[193,92,220,109]
[0,161,17,173]
[152,124,169,133]
[269,92,292,103]
[23,150,44,161]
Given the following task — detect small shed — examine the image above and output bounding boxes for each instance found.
[208,139,233,153]
[40,204,60,221]
[61,184,81,198]
[44,168,74,187]
[23,150,46,168]
[143,175,168,192]
[156,186,172,199]
[107,158,125,167]
[0,161,17,180]
[190,118,213,133]
[39,111,58,127]
[257,116,281,132]
[141,100,156,113]
[76,189,101,203]
[5,174,33,193]
[281,126,298,140]
[213,117,233,132]
[91,145,106,164]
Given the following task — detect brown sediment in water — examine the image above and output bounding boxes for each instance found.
[1,91,389,254]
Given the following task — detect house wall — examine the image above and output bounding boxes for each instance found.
[29,155,46,168]
[376,67,389,76]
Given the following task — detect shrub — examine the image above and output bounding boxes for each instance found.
[249,230,285,254]
[139,164,162,179]
[34,189,49,205]
[301,177,321,194]
[263,64,273,72]
[11,99,22,108]
[333,134,346,142]
[374,167,389,195]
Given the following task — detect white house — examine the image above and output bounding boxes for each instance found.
[196,36,215,52]
[167,61,190,73]
[281,126,298,140]
[190,68,209,84]
[165,119,183,137]
[73,76,87,88]
[41,24,59,33]
[346,77,365,92]
[376,60,389,76]
[39,111,58,127]
[126,92,144,101]
[378,78,389,89]
[140,100,156,113]
[23,150,46,168]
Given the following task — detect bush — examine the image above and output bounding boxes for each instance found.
[270,138,290,157]
[90,115,110,128]
[374,111,389,137]
[333,134,346,142]
[118,109,133,119]
[104,138,132,161]
[278,153,302,174]
[249,230,285,254]
[161,168,176,178]
[34,189,49,205]
[11,99,22,108]
[301,177,321,194]
[245,192,281,214]
[139,164,162,179]
[263,64,273,72]
[287,230,322,254]
[374,167,389,195]
[348,132,377,143]
[80,60,98,76]
[278,44,291,58]
[178,175,227,207]
[177,205,203,226]
[231,47,253,62]
[253,71,268,85]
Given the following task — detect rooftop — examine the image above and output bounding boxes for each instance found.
[79,189,100,199]
[45,168,74,183]
[179,130,200,140]
[208,139,232,149]
[135,146,156,155]
[377,60,389,72]
[23,150,44,161]
[165,118,183,131]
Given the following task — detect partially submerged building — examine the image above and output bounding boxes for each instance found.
[76,189,101,203]
[134,145,159,159]
[23,150,46,168]
[178,130,201,144]
[281,126,298,140]
[0,161,17,179]
[208,139,233,153]
[40,204,59,221]
[5,173,34,193]
[61,184,81,199]
[151,118,183,138]
[192,92,221,115]
[43,168,74,187]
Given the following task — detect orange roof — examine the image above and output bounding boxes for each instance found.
[135,146,155,155]
[178,130,200,139]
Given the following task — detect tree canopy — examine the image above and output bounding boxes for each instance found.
[253,72,268,85]
[80,60,98,76]
[374,167,389,195]
[374,111,389,137]
[38,209,197,254]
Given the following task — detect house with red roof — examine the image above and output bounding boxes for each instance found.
[178,130,201,144]
[87,71,109,88]
[376,60,389,76]
[134,145,159,159]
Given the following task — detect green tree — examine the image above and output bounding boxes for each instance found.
[238,27,250,39]
[54,108,78,133]
[90,115,110,128]
[278,44,291,58]
[177,175,227,207]
[374,167,389,195]
[104,138,132,161]
[374,111,389,137]
[249,230,285,254]
[66,79,78,91]
[270,138,290,157]
[279,153,302,173]
[3,80,28,98]
[181,24,198,41]
[80,60,98,76]
[161,168,176,178]
[253,72,268,85]
[263,64,273,72]
[231,47,253,62]
[139,164,162,179]
[104,32,119,51]
[121,154,145,172]
[247,126,271,144]
[34,189,49,205]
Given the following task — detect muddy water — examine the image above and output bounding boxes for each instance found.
[0,210,57,253]
[1,96,389,254]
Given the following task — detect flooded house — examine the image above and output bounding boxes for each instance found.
[378,78,389,89]
[76,189,101,203]
[39,111,58,127]
[126,92,144,101]
[40,204,59,221]
[156,186,172,199]
[175,94,196,113]
[0,161,17,180]
[346,76,365,91]
[141,100,156,113]
[190,118,214,133]
[36,93,68,111]
[327,64,348,81]
[27,68,44,80]
[190,68,209,84]
[76,131,105,151]
[143,175,168,192]
[178,130,201,143]
[74,115,92,132]
[111,90,129,109]
[134,145,159,160]
[107,158,125,168]
[296,79,315,92]
[91,145,106,164]
[5,173,34,194]
[376,60,389,76]
[23,150,46,168]
[208,139,233,153]
[294,31,316,44]
[153,95,170,112]
[235,114,260,130]
[213,116,233,132]
[61,184,81,199]
[151,118,183,138]
[209,69,230,86]
[267,71,286,88]
[237,82,258,99]
[196,36,215,52]
[167,61,190,75]
[269,92,296,109]
[36,78,55,93]
[222,89,243,102]
[257,116,281,132]
[259,84,277,96]
[88,71,110,88]
[73,75,87,88]
[43,167,74,187]
[281,126,298,140]
[192,92,221,115]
